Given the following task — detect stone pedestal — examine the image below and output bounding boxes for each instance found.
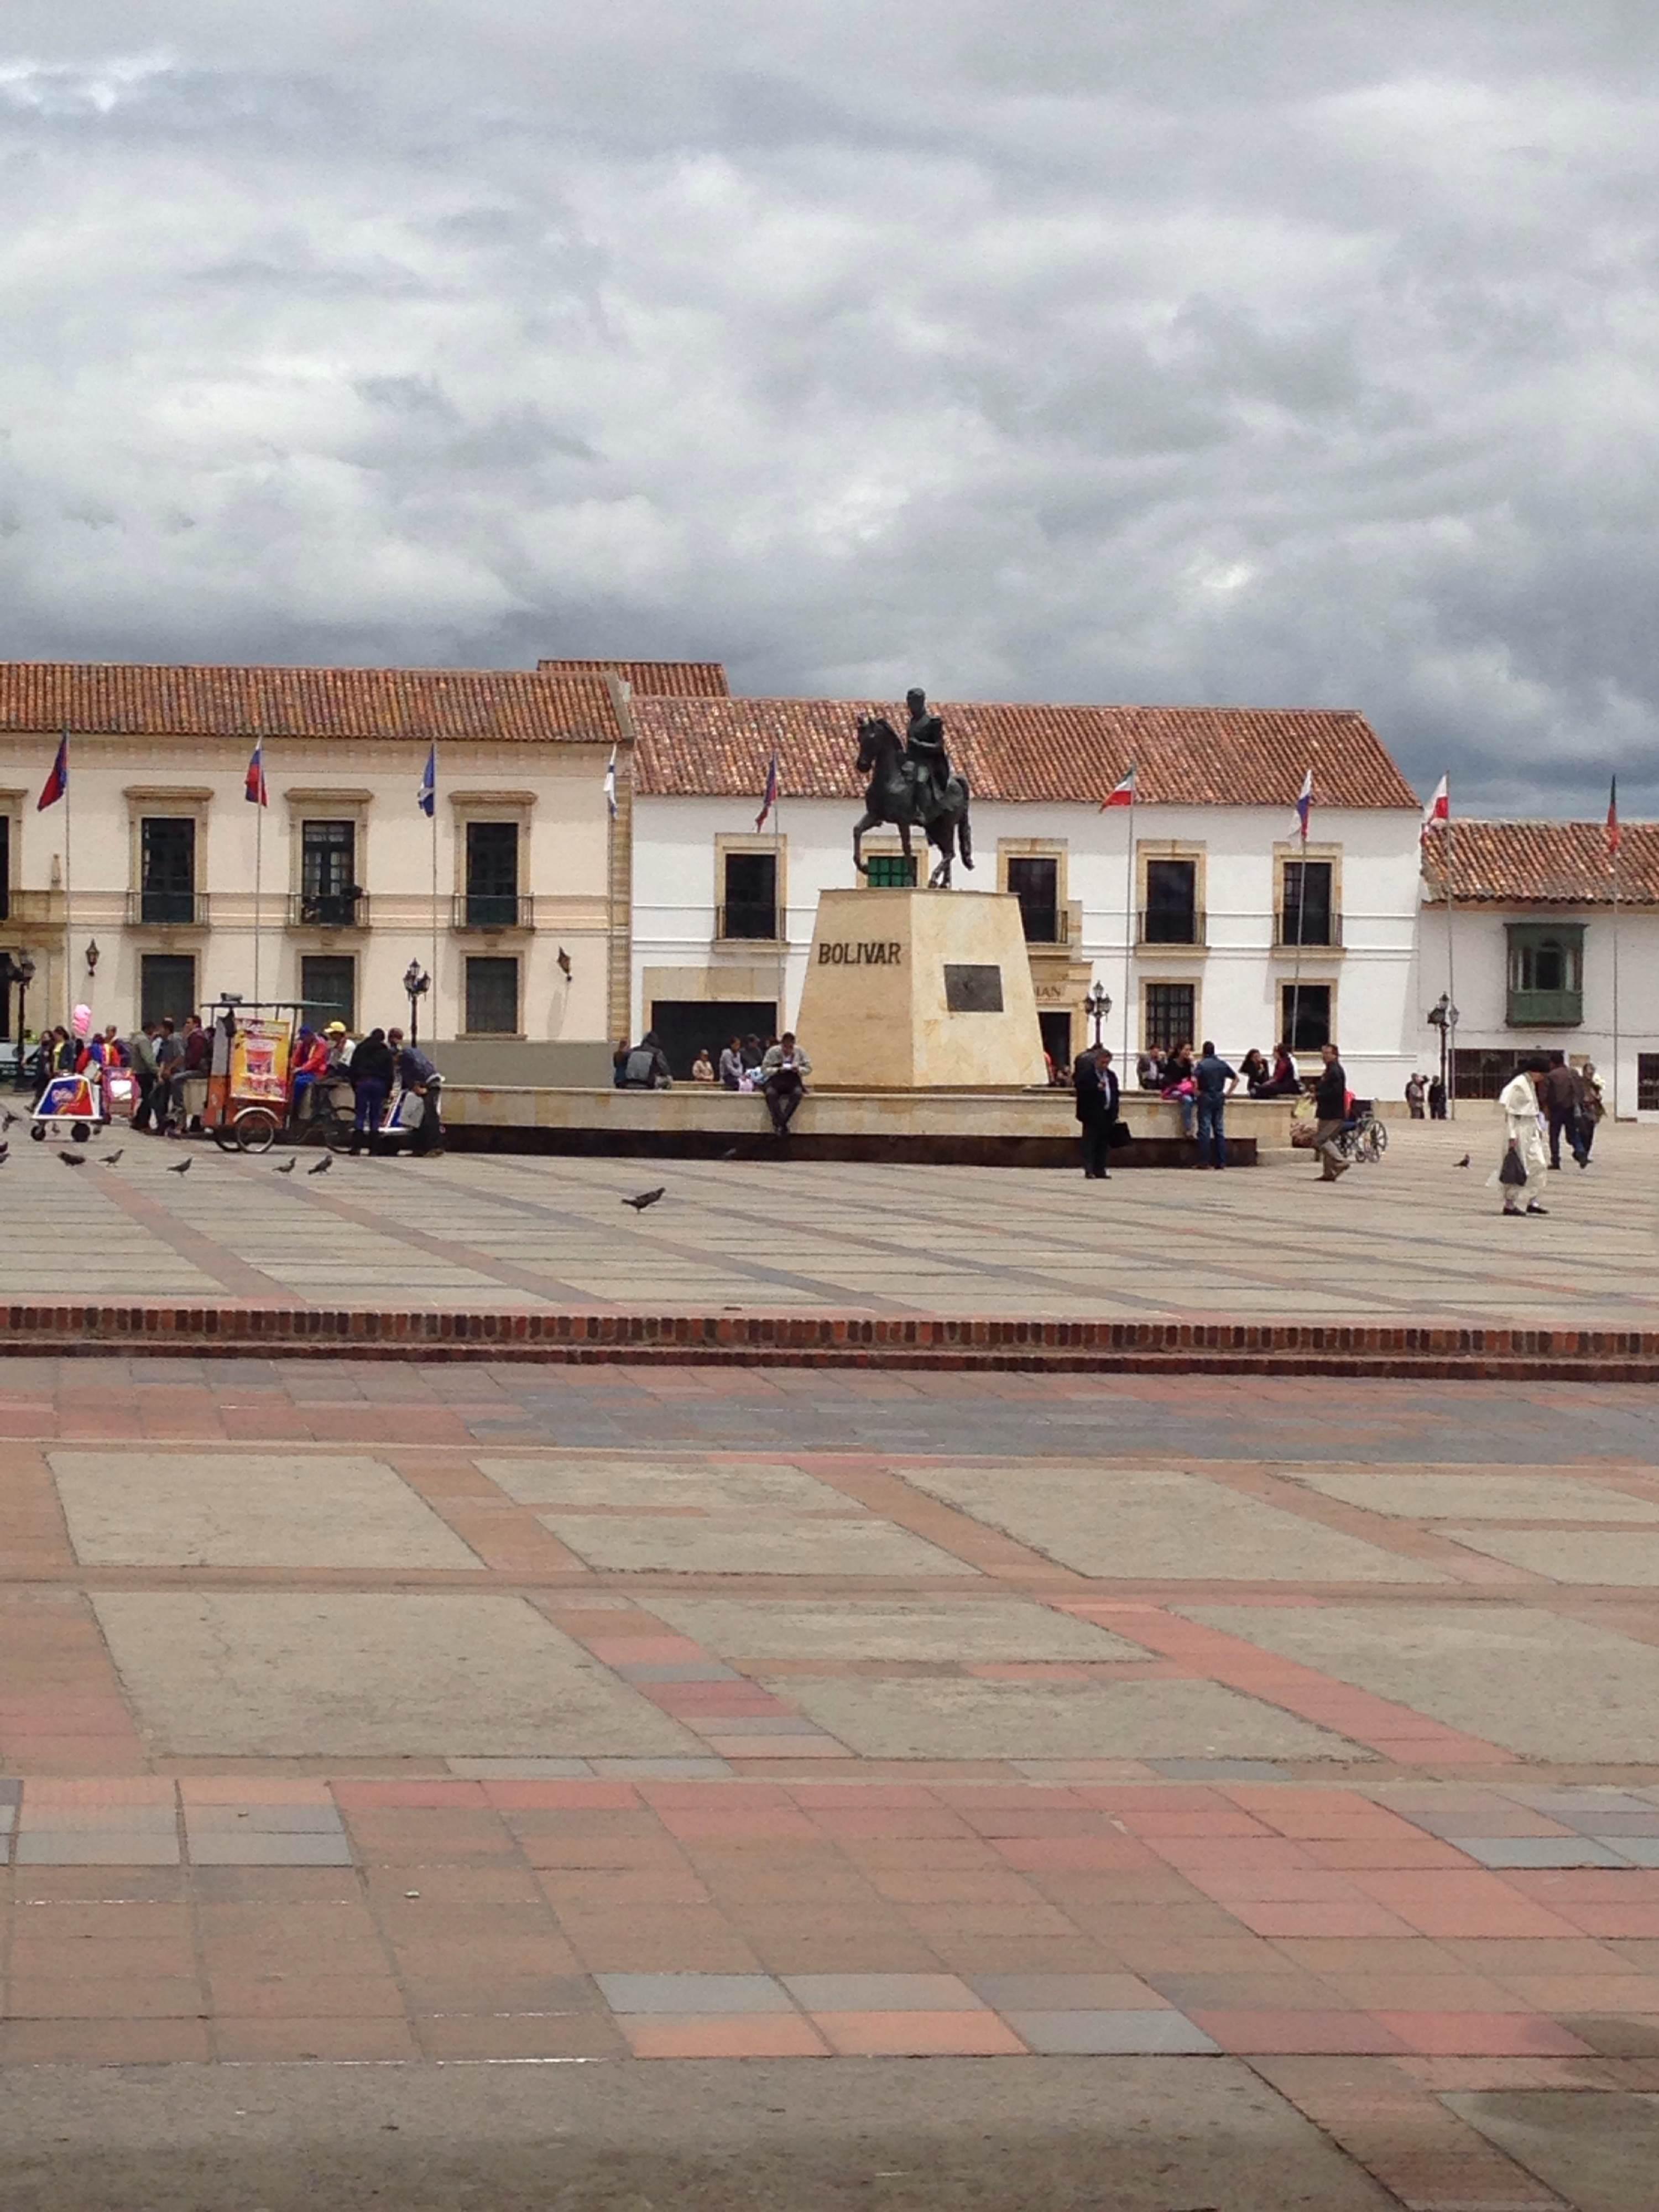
[795,889,1048,1089]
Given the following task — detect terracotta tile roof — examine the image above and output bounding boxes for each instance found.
[537,658,729,697]
[0,663,622,744]
[632,697,1417,808]
[1425,819,1659,905]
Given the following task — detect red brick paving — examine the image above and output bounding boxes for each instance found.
[1,1361,1655,2212]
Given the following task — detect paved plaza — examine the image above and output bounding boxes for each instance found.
[0,1359,1653,2206]
[0,1115,1653,1331]
[2,1124,1657,2204]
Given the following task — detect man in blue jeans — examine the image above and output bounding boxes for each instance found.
[1192,1040,1238,1168]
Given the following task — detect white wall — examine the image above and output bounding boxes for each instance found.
[1429,902,1659,1118]
[633,795,1426,1093]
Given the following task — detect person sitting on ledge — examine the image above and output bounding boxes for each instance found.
[618,1032,674,1089]
[759,1033,811,1138]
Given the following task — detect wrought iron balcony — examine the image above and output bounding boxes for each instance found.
[126,889,206,927]
[1274,909,1343,948]
[717,901,781,942]
[1136,905,1206,947]
[453,892,533,931]
[290,890,369,930]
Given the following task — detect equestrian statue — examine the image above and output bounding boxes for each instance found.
[852,687,974,889]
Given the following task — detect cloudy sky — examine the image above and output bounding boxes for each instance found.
[1,3,1655,813]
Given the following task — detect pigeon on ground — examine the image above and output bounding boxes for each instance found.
[274,1158,296,1174]
[307,1155,332,1176]
[100,1149,124,1167]
[1455,1154,1471,1168]
[0,1108,15,1132]
[167,1156,192,1175]
[622,1186,665,1211]
[59,1151,87,1167]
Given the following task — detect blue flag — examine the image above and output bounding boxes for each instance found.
[417,742,436,817]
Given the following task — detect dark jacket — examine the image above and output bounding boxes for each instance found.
[1542,1065,1578,1114]
[619,1041,672,1089]
[1072,1053,1120,1124]
[351,1037,395,1090]
[1313,1057,1348,1119]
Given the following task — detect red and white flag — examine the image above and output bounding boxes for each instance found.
[755,748,779,832]
[1421,774,1448,837]
[1290,767,1313,843]
[1099,764,1136,811]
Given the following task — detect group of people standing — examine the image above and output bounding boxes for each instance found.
[1076,1036,1357,1182]
[289,1021,445,1156]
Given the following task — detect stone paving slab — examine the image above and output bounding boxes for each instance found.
[902,1463,1453,1580]
[89,1593,703,1758]
[49,1450,483,1569]
[648,1595,1152,1662]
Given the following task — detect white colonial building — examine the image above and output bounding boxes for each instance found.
[1421,820,1659,1119]
[627,685,1431,1094]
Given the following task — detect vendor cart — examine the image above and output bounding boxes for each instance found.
[29,1069,108,1144]
[200,999,355,1154]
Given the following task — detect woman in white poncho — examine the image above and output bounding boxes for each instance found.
[1493,1056,1550,1216]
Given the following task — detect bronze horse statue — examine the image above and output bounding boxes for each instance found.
[852,716,974,888]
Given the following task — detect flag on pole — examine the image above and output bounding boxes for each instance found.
[244,736,268,806]
[417,742,436,818]
[1421,774,1448,837]
[1607,775,1621,862]
[755,747,779,833]
[1290,768,1313,843]
[603,746,618,822]
[1099,764,1136,811]
[36,731,67,811]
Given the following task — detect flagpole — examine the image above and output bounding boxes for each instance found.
[774,763,785,1034]
[62,730,74,1031]
[252,732,264,1005]
[1121,773,1135,1067]
[1611,816,1621,1123]
[430,747,440,1045]
[1443,804,1457,1120]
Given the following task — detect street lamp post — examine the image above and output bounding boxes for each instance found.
[3,953,36,1087]
[1084,982,1113,1051]
[1427,992,1460,1107]
[403,960,430,1047]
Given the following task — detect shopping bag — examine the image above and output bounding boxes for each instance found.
[1498,1145,1527,1188]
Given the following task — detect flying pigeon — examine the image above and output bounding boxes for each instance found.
[100,1149,124,1167]
[1455,1154,1471,1168]
[59,1150,87,1167]
[622,1187,665,1212]
[274,1158,296,1174]
[167,1156,192,1175]
[307,1155,332,1176]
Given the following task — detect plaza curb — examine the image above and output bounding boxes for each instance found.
[3,1303,1658,1379]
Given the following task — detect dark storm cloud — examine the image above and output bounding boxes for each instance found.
[1,2,1656,809]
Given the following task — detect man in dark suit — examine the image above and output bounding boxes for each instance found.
[1073,1043,1121,1180]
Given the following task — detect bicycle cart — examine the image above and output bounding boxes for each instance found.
[200,999,354,1155]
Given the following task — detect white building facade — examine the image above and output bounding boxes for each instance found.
[1421,820,1659,1119]
[628,692,1430,1095]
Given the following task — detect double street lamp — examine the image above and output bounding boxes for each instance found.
[1426,992,1460,1104]
[403,960,430,1047]
[2,953,37,1088]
